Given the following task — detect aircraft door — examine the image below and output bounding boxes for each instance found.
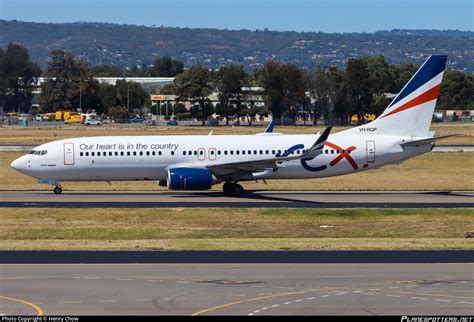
[366,141,375,163]
[197,148,206,161]
[64,143,75,165]
[208,148,216,161]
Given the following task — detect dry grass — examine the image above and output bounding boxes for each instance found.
[1,151,473,191]
[1,238,471,251]
[0,123,472,145]
[1,208,472,250]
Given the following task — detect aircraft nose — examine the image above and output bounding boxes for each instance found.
[11,156,27,172]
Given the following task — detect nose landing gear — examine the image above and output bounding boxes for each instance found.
[223,182,244,196]
[53,185,63,194]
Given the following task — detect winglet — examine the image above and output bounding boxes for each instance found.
[264,121,275,133]
[303,126,332,158]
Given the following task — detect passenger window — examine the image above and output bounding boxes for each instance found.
[278,150,281,154]
[236,151,239,155]
[97,152,101,156]
[133,151,137,156]
[91,152,95,156]
[336,150,340,154]
[109,152,112,156]
[193,151,197,155]
[224,151,228,155]
[272,150,275,154]
[199,150,204,155]
[218,151,221,155]
[183,151,186,155]
[158,151,162,156]
[331,150,334,154]
[146,151,150,156]
[188,151,192,155]
[120,151,124,156]
[152,151,156,156]
[86,152,89,156]
[127,151,130,156]
[115,152,118,156]
[210,150,215,155]
[265,150,269,154]
[348,150,352,154]
[139,151,143,156]
[230,151,234,155]
[80,152,83,156]
[259,150,263,155]
[242,150,245,155]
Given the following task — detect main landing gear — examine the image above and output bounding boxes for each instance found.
[223,182,244,196]
[53,185,63,194]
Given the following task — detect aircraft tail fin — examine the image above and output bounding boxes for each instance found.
[364,55,447,137]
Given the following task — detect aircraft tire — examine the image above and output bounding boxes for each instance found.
[53,186,62,194]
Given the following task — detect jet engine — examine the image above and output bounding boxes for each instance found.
[167,167,218,190]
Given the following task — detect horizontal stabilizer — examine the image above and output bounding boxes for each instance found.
[401,134,458,147]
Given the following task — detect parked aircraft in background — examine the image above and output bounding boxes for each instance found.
[11,55,452,196]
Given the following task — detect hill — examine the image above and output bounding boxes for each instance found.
[0,20,473,72]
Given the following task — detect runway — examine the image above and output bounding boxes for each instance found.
[1,263,473,315]
[1,190,473,208]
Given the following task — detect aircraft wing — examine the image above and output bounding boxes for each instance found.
[207,126,331,176]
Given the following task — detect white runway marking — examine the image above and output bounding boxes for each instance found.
[116,278,133,281]
[386,294,400,298]
[389,286,400,289]
[294,299,302,303]
[321,295,330,298]
[410,297,427,300]
[271,304,279,307]
[307,297,315,300]
[460,302,474,305]
[434,299,450,302]
[97,300,117,303]
[283,302,292,305]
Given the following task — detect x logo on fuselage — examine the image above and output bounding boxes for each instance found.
[325,142,358,170]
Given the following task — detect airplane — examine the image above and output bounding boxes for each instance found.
[11,55,452,196]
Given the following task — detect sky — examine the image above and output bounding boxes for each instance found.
[1,0,473,33]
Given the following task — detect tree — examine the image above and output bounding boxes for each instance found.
[148,56,184,77]
[258,60,286,119]
[0,43,41,113]
[258,61,308,121]
[39,50,102,113]
[437,70,474,110]
[344,58,373,123]
[281,63,309,120]
[307,64,335,125]
[174,66,214,125]
[216,65,248,125]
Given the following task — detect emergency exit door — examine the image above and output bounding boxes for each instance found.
[366,141,375,163]
[64,143,75,165]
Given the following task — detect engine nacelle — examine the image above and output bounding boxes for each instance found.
[167,167,214,190]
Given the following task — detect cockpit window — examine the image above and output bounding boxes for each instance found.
[29,150,47,155]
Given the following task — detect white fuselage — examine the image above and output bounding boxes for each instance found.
[11,130,432,183]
